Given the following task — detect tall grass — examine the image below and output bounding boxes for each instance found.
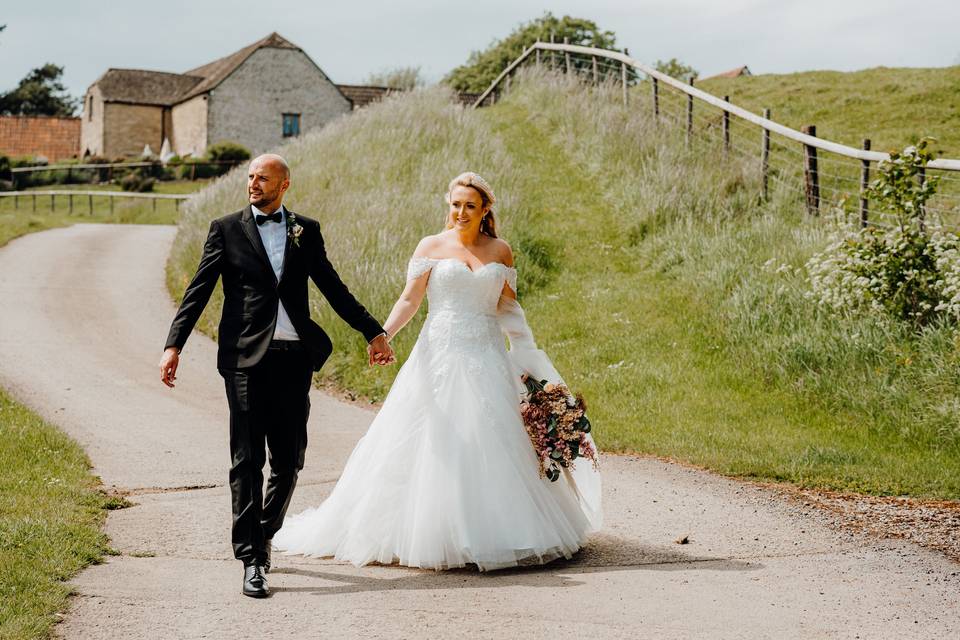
[168,71,960,498]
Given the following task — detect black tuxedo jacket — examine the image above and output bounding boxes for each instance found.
[165,205,384,371]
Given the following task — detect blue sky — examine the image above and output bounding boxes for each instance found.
[2,0,959,98]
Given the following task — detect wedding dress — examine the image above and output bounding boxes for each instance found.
[273,257,602,571]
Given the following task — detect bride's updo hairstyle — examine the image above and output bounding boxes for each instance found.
[445,172,498,238]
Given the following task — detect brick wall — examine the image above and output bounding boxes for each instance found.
[0,115,80,160]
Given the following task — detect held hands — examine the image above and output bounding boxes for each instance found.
[159,347,180,388]
[367,334,396,366]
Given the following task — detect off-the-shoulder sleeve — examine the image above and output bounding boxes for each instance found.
[407,256,436,281]
[504,265,518,292]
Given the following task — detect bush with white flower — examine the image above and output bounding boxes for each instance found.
[806,138,960,326]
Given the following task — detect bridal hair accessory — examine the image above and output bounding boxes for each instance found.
[447,172,496,209]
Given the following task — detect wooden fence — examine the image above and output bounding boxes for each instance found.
[474,41,960,228]
[0,190,191,215]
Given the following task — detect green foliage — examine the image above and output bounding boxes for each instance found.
[119,172,156,192]
[177,157,220,180]
[444,12,621,93]
[654,58,699,81]
[864,138,940,228]
[0,63,78,116]
[205,141,251,164]
[364,66,424,91]
[807,140,960,326]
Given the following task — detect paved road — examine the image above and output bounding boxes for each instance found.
[0,224,957,640]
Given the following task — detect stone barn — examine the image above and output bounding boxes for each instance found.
[80,33,352,158]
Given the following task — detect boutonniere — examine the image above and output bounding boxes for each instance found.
[286,212,303,247]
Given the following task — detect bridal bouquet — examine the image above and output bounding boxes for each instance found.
[520,375,598,482]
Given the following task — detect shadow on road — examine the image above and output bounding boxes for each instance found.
[271,533,760,596]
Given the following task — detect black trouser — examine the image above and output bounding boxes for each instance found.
[219,341,313,566]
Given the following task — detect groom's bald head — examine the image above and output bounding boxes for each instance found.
[247,154,290,212]
[251,153,290,180]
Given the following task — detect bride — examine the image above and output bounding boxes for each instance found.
[273,172,602,571]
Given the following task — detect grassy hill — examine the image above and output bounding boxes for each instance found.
[699,66,960,157]
[168,71,960,500]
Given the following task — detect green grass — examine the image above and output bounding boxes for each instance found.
[0,388,118,639]
[699,65,960,157]
[168,74,960,499]
[0,180,207,248]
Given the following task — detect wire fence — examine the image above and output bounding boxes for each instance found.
[475,42,960,231]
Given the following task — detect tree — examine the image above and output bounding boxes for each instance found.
[654,58,698,82]
[444,13,621,93]
[0,63,78,117]
[364,66,425,91]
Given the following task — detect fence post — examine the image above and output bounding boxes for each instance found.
[535,42,541,68]
[802,125,820,215]
[918,166,926,232]
[860,139,871,228]
[32,194,36,212]
[51,193,55,212]
[69,193,74,214]
[723,96,731,156]
[761,109,771,201]
[621,48,629,106]
[109,195,114,215]
[88,194,94,216]
[652,77,659,122]
[592,56,598,85]
[152,197,158,213]
[14,194,18,210]
[686,77,694,146]
[563,38,571,75]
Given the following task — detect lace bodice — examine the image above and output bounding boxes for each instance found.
[407,257,516,316]
[406,257,517,370]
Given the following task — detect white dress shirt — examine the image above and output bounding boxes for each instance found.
[252,203,300,341]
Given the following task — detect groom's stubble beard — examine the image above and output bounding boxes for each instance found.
[249,184,283,210]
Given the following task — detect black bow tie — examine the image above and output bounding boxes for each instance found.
[255,211,283,225]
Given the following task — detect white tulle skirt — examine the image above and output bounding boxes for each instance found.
[273,313,598,571]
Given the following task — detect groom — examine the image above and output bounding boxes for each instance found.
[159,153,393,598]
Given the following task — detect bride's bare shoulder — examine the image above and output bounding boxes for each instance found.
[412,232,449,258]
[488,237,515,267]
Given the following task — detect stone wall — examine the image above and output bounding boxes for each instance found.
[171,95,208,157]
[102,103,164,158]
[207,47,351,154]
[80,86,104,156]
[0,115,80,161]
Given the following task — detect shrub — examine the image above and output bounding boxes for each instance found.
[177,158,220,180]
[806,139,960,326]
[0,155,10,181]
[205,141,250,164]
[119,172,155,192]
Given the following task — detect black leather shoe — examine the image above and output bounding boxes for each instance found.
[242,564,269,598]
[264,540,272,574]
